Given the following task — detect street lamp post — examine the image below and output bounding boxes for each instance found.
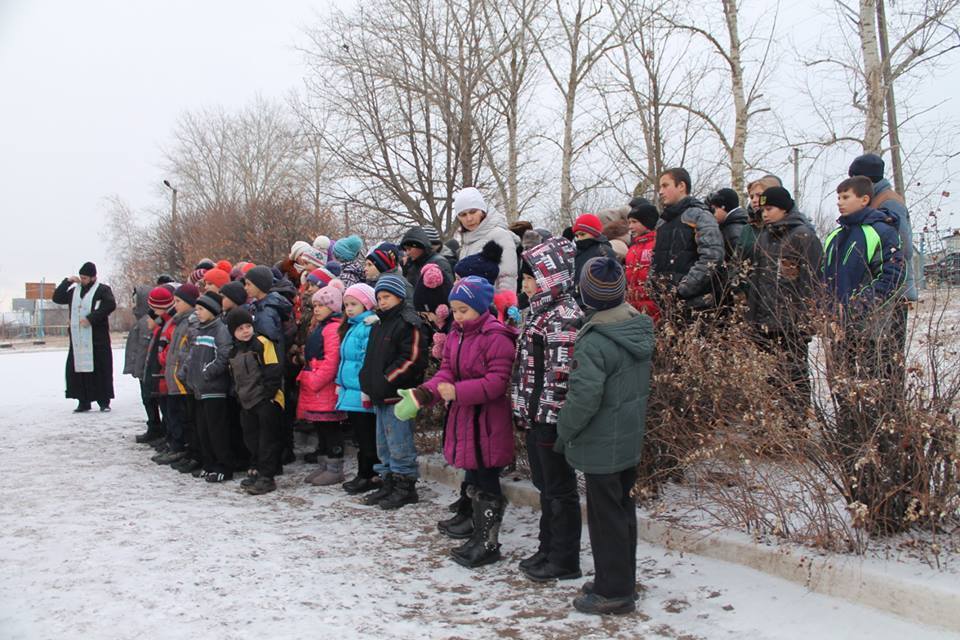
[163,179,180,275]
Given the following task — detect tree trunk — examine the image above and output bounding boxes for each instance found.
[722,0,748,197]
[875,0,906,196]
[560,74,577,222]
[859,0,885,154]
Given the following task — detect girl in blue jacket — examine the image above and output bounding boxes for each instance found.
[336,283,381,494]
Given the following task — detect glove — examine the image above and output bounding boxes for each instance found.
[506,306,521,325]
[394,388,421,421]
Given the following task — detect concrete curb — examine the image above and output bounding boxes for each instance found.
[419,456,960,632]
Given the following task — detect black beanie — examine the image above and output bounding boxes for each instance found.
[156,274,174,285]
[79,262,97,277]
[848,153,884,184]
[627,204,660,231]
[226,307,254,336]
[196,292,223,316]
[244,265,274,294]
[759,186,795,212]
[707,188,740,212]
[220,281,248,306]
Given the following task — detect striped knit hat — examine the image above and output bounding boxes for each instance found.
[147,286,175,311]
[188,268,208,286]
[367,243,400,274]
[579,257,625,311]
[374,274,408,300]
[306,267,336,288]
[572,213,603,238]
[421,226,441,246]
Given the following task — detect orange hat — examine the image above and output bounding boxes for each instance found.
[215,259,233,273]
[203,268,230,289]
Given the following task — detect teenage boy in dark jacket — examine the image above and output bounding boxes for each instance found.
[156,284,200,467]
[227,307,286,496]
[556,257,655,617]
[511,237,584,583]
[125,285,163,443]
[359,274,429,510]
[400,226,454,289]
[181,292,234,482]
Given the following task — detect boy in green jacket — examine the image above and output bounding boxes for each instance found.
[556,257,655,615]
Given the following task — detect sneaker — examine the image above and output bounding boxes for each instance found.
[206,472,233,483]
[192,468,209,479]
[244,476,276,495]
[572,592,636,615]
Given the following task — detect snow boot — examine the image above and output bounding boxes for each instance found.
[522,560,582,583]
[362,473,394,506]
[244,476,276,495]
[379,475,419,510]
[447,481,469,512]
[303,456,329,484]
[438,485,474,538]
[73,401,92,413]
[343,474,380,495]
[572,592,636,616]
[136,426,164,444]
[309,458,344,486]
[450,492,506,568]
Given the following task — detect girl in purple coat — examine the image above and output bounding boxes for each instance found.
[395,276,517,568]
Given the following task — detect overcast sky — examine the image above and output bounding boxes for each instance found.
[0,0,955,311]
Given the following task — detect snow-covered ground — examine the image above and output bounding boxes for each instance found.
[0,349,955,640]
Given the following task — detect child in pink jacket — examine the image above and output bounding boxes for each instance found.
[395,276,517,569]
[298,285,345,486]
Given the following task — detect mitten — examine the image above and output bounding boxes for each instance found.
[394,388,422,421]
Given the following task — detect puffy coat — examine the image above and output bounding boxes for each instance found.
[359,304,428,405]
[459,208,520,294]
[512,237,583,428]
[625,230,658,320]
[163,310,195,396]
[719,207,749,261]
[746,208,822,337]
[297,317,343,418]
[651,196,724,307]
[871,179,916,301]
[249,291,292,349]
[556,303,654,474]
[420,312,517,470]
[335,310,375,413]
[180,317,232,399]
[229,335,284,411]
[400,227,454,287]
[123,285,153,379]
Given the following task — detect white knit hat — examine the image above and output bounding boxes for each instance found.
[453,187,487,215]
[289,240,311,261]
[313,235,331,252]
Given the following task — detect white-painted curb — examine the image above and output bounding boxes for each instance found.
[419,455,960,632]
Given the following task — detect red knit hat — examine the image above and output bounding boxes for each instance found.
[147,286,175,310]
[215,259,232,273]
[203,268,230,289]
[572,214,603,238]
[240,262,255,274]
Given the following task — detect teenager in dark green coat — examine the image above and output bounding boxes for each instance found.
[556,257,654,616]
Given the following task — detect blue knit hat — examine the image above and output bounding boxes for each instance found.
[334,234,363,261]
[449,276,494,315]
[454,240,502,285]
[325,260,342,277]
[579,257,625,310]
[374,273,408,300]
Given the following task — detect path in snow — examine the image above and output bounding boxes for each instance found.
[0,349,953,640]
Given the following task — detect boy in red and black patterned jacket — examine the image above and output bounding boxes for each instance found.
[511,237,584,583]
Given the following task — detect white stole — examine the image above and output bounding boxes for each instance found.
[70,281,100,373]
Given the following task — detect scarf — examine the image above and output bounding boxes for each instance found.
[70,281,100,373]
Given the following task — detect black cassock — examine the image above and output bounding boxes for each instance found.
[52,278,117,404]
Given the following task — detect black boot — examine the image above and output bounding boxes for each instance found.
[73,401,92,413]
[362,473,394,506]
[135,426,164,444]
[343,474,380,495]
[438,485,474,538]
[379,475,419,510]
[451,492,506,568]
[447,481,468,512]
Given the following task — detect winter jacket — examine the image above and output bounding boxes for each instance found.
[163,310,195,396]
[336,310,375,413]
[719,207,749,261]
[419,312,518,470]
[512,237,584,428]
[651,196,724,307]
[359,304,428,405]
[249,291,292,350]
[625,230,658,320]
[181,317,232,400]
[366,266,416,312]
[296,316,343,418]
[746,208,823,337]
[460,208,520,294]
[400,227,454,288]
[573,235,618,304]
[229,334,285,411]
[556,303,655,474]
[871,179,916,301]
[123,285,153,379]
[144,310,174,397]
[339,257,367,288]
[822,206,905,314]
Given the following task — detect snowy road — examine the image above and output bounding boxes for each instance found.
[0,349,954,639]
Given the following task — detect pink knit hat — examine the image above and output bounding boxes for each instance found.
[312,285,343,314]
[343,283,376,311]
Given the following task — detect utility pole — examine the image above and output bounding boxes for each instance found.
[163,179,181,275]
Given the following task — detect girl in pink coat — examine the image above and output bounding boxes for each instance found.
[298,285,346,486]
[395,276,517,569]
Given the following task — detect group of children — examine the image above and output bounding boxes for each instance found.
[118,154,908,617]
[123,187,653,616]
